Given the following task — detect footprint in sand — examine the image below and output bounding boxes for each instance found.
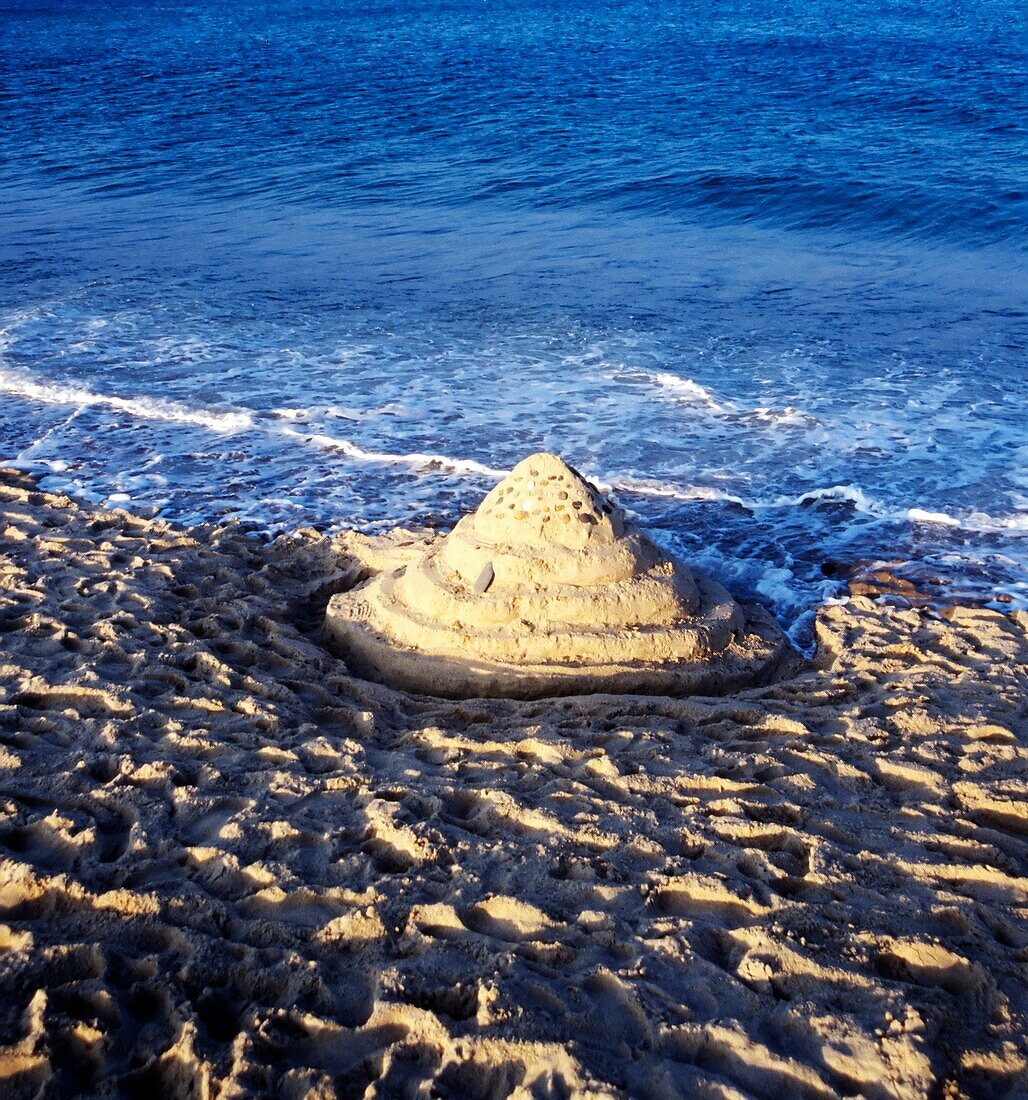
[652,874,770,927]
[876,939,984,994]
[462,896,558,943]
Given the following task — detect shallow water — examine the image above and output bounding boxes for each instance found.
[2,0,1026,639]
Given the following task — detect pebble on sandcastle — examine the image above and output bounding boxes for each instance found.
[326,453,794,698]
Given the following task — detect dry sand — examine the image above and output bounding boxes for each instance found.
[0,468,1025,1099]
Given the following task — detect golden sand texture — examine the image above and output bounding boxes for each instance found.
[0,468,1026,1099]
[327,454,793,698]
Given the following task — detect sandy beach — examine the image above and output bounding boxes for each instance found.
[5,0,1025,1094]
[0,466,1025,1098]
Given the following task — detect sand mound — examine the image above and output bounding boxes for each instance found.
[326,453,793,697]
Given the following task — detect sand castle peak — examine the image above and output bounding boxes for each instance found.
[471,453,623,550]
[438,452,655,593]
[327,452,793,698]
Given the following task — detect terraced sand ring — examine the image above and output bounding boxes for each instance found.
[326,453,794,698]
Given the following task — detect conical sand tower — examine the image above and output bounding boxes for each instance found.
[326,454,793,698]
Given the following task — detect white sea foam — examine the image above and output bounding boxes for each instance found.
[966,511,1028,532]
[601,475,746,505]
[781,485,1028,536]
[907,507,961,527]
[649,372,733,410]
[788,484,885,514]
[748,405,821,427]
[272,405,366,421]
[607,477,1028,538]
[632,368,822,428]
[3,364,1024,545]
[0,368,254,433]
[1,363,513,481]
[278,426,510,480]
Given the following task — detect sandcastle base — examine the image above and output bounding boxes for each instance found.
[326,586,795,699]
[325,453,799,699]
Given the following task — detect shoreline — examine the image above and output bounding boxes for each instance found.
[0,468,1025,1097]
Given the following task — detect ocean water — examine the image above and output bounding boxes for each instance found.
[2,0,1026,641]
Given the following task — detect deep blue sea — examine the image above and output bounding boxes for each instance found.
[2,0,1026,639]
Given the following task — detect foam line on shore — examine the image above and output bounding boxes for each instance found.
[4,365,1025,537]
[0,365,510,481]
[0,367,254,433]
[606,475,1028,534]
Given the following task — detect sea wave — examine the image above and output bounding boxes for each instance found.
[630,368,822,428]
[0,368,254,433]
[0,365,509,482]
[278,427,509,480]
[648,372,733,411]
[609,476,1028,536]
[4,366,1025,540]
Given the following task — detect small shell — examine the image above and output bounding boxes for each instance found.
[472,562,494,595]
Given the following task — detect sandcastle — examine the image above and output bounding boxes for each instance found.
[326,454,794,698]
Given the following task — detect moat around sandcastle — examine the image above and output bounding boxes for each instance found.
[326,453,795,698]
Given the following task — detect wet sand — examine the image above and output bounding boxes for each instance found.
[0,468,1025,1098]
